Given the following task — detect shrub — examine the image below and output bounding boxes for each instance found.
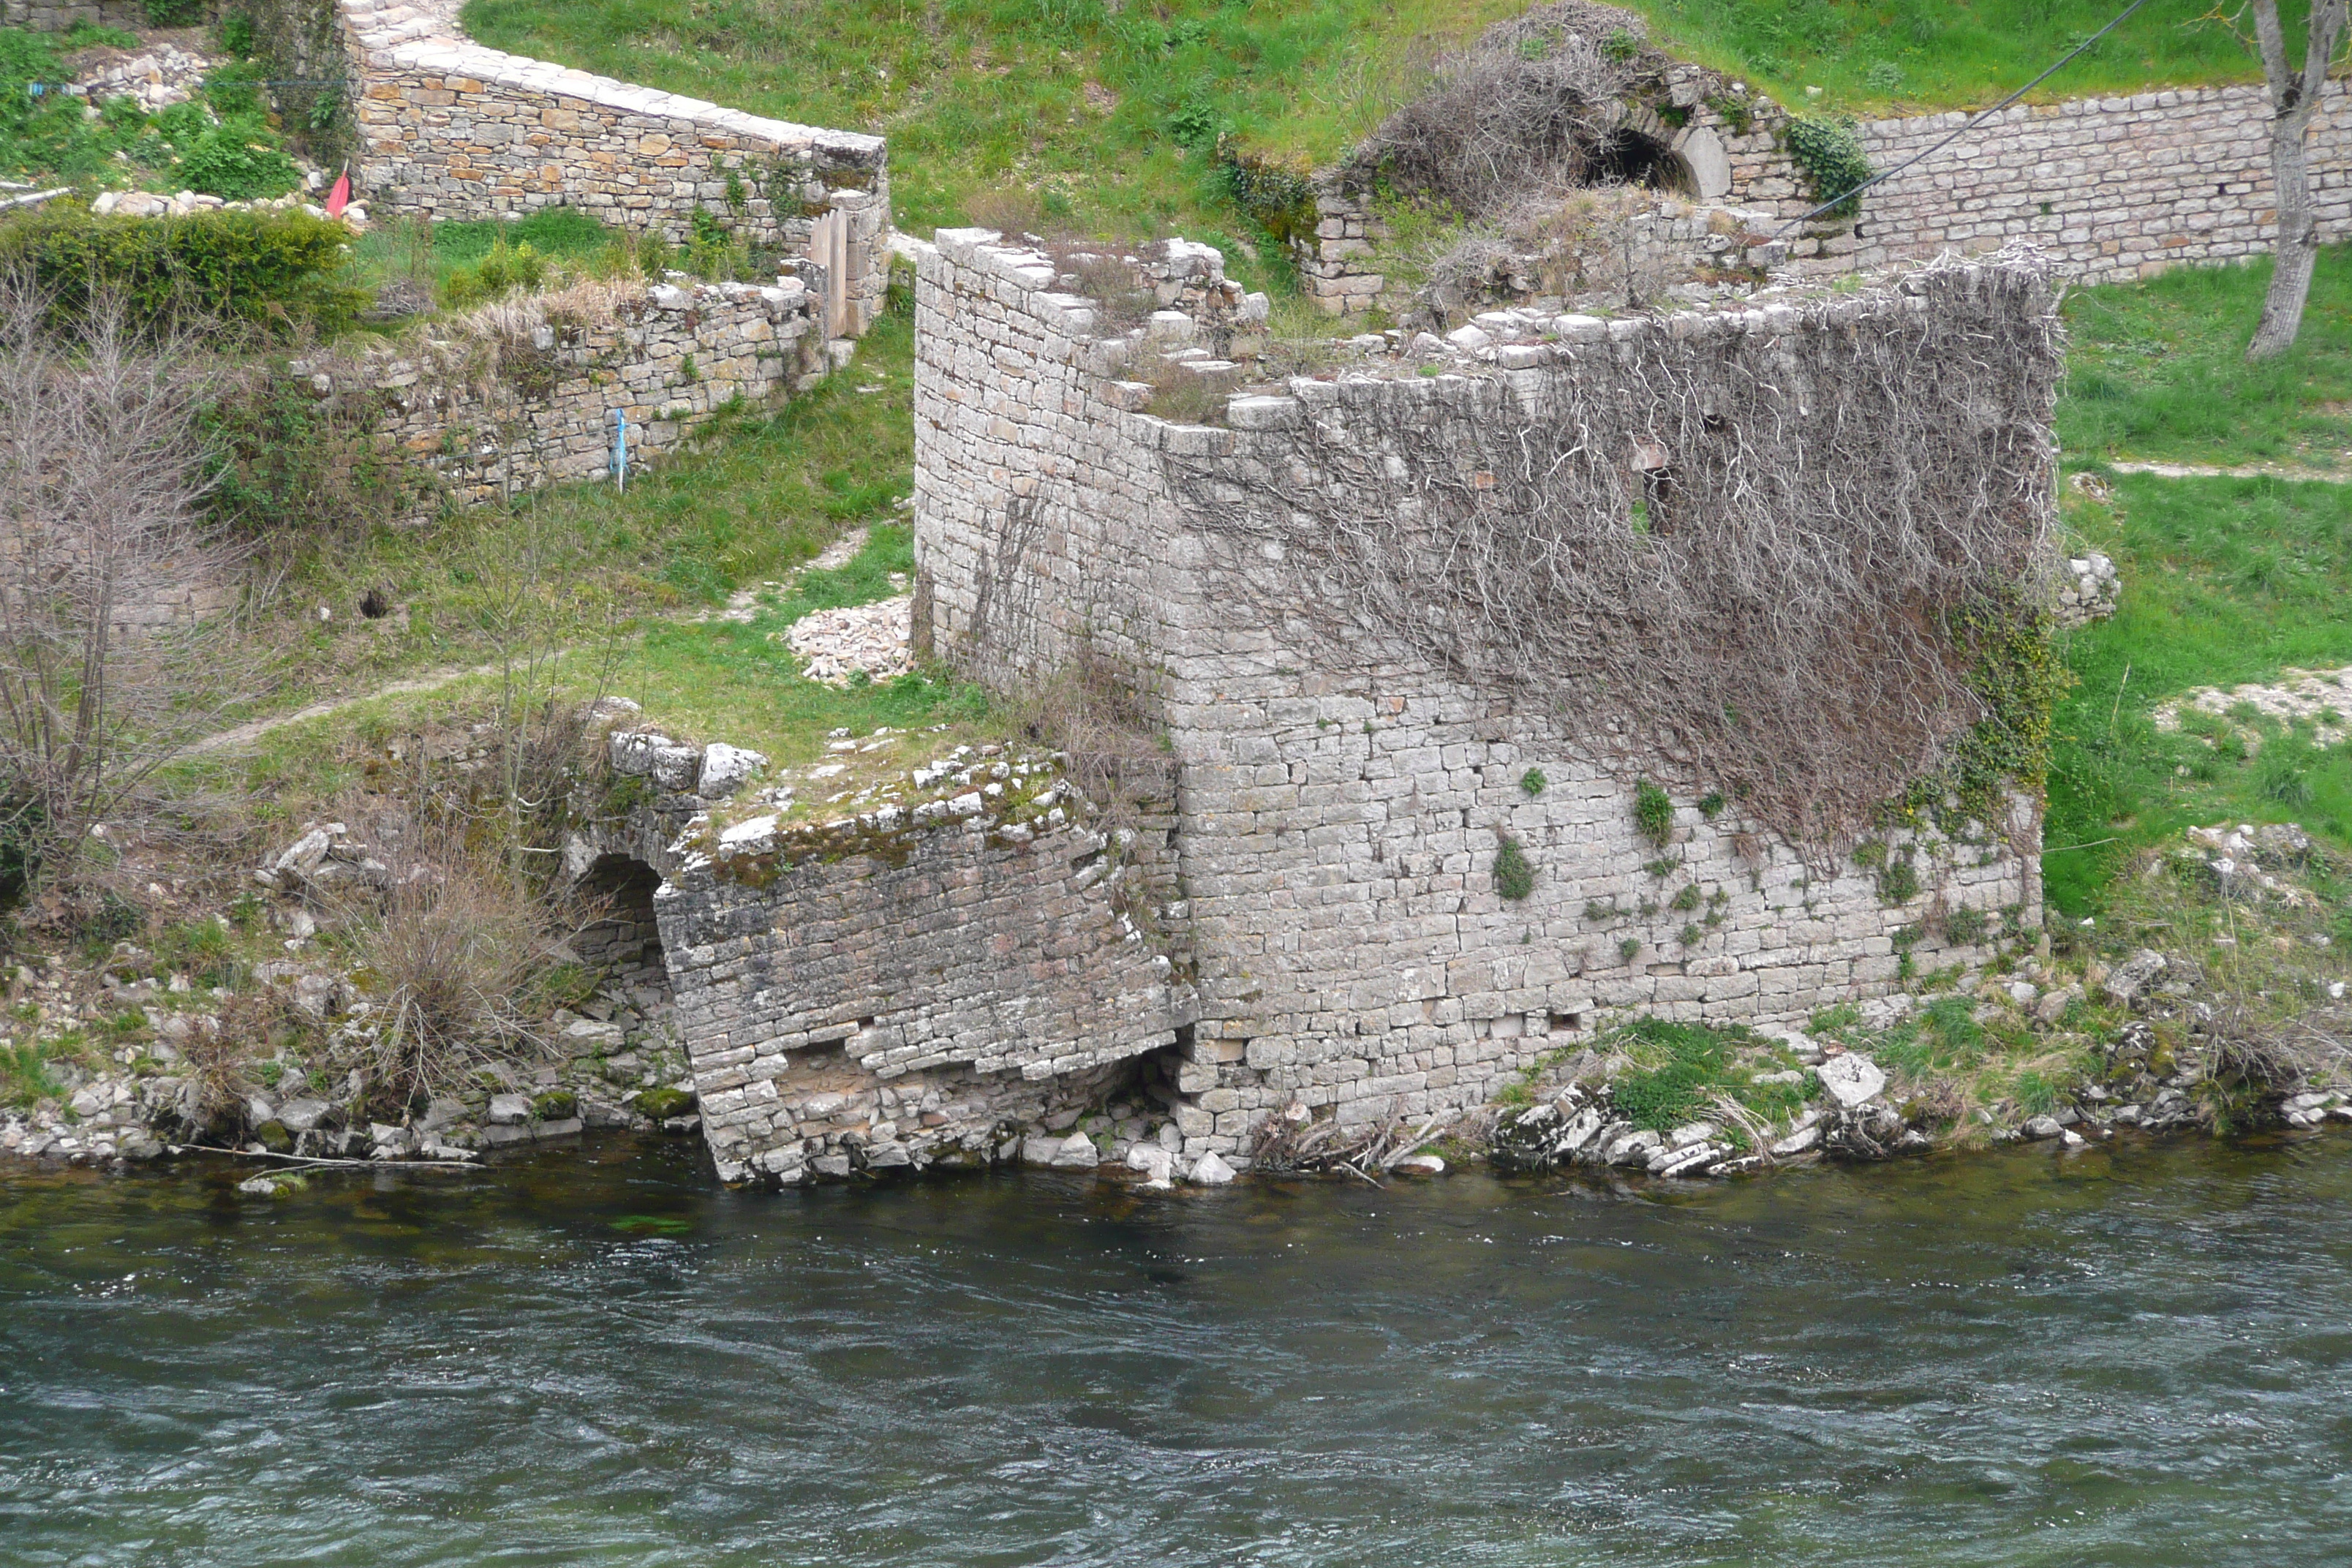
[1878,853,1921,905]
[1494,834,1535,900]
[0,208,365,336]
[441,234,548,307]
[1520,766,1548,796]
[1633,778,1674,846]
[199,366,417,543]
[179,129,303,201]
[1784,116,1874,217]
[352,846,562,1104]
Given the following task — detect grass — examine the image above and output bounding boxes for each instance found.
[2061,246,2352,470]
[252,302,920,704]
[454,0,2309,262]
[2043,472,2352,914]
[1607,1019,1808,1136]
[1620,0,2293,116]
[459,0,1528,260]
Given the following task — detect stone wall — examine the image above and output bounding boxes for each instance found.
[913,230,2051,1163]
[336,0,892,336]
[294,276,824,513]
[3,0,159,31]
[1299,65,2350,312]
[570,724,1191,1185]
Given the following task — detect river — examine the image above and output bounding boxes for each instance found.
[3,1133,2349,1565]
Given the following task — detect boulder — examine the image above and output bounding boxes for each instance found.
[2103,949,2168,1004]
[486,1094,533,1126]
[1817,1052,1888,1109]
[1393,1153,1446,1175]
[1188,1150,1237,1186]
[1049,1131,1099,1169]
[697,742,768,799]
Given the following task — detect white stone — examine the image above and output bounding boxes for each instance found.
[1817,1052,1888,1109]
[1188,1150,1237,1185]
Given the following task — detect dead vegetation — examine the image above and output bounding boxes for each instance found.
[0,278,268,912]
[1350,2,1669,217]
[1166,252,2064,851]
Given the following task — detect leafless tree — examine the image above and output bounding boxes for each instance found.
[2242,0,2351,360]
[0,278,253,902]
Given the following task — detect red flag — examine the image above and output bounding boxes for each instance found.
[325,171,351,217]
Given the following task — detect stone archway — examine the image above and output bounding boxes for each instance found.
[570,853,671,1000]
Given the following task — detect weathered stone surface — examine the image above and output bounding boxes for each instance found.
[1817,1054,1888,1110]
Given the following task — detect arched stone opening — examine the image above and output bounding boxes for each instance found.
[1594,129,1696,195]
[572,853,670,1001]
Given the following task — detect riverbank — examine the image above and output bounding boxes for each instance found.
[8,810,2345,1190]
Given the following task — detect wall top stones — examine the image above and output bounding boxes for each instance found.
[339,0,884,172]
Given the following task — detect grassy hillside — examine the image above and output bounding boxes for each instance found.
[2048,252,2352,915]
[1624,0,2289,116]
[461,0,1526,258]
[461,0,2293,252]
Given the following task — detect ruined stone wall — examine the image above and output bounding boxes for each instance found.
[571,723,1191,1185]
[336,0,892,336]
[295,277,823,514]
[1851,83,2351,280]
[914,231,2048,1161]
[1301,69,2351,309]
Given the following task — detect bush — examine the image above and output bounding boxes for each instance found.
[199,365,418,542]
[440,234,546,307]
[1784,116,1874,217]
[0,208,365,336]
[178,129,303,201]
[353,848,562,1104]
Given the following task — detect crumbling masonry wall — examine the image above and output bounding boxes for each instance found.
[570,728,1189,1184]
[336,0,892,336]
[1301,69,2352,311]
[294,277,825,513]
[915,230,2050,1161]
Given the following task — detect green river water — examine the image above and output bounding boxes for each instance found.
[3,1131,2350,1566]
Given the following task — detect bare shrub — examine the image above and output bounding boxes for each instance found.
[1352,2,1664,216]
[350,834,568,1105]
[0,276,261,906]
[1164,251,2063,850]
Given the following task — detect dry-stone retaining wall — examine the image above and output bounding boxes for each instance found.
[336,0,892,336]
[3,0,154,31]
[295,276,823,513]
[911,230,2050,1164]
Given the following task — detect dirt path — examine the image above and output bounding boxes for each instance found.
[189,525,878,755]
[185,657,560,756]
[2107,459,2352,483]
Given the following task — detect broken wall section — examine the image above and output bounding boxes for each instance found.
[293,276,824,515]
[648,758,1191,1186]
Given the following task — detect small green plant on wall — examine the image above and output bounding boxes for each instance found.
[1494,834,1535,900]
[1634,779,1674,846]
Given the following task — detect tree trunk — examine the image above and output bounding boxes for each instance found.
[2247,0,2349,361]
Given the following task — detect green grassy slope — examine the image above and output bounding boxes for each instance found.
[1622,0,2292,116]
[2046,252,2352,914]
[459,0,2298,253]
[461,0,1526,251]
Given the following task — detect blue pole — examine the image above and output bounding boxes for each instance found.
[612,409,628,494]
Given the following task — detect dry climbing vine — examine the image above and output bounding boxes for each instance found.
[1164,252,2062,850]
